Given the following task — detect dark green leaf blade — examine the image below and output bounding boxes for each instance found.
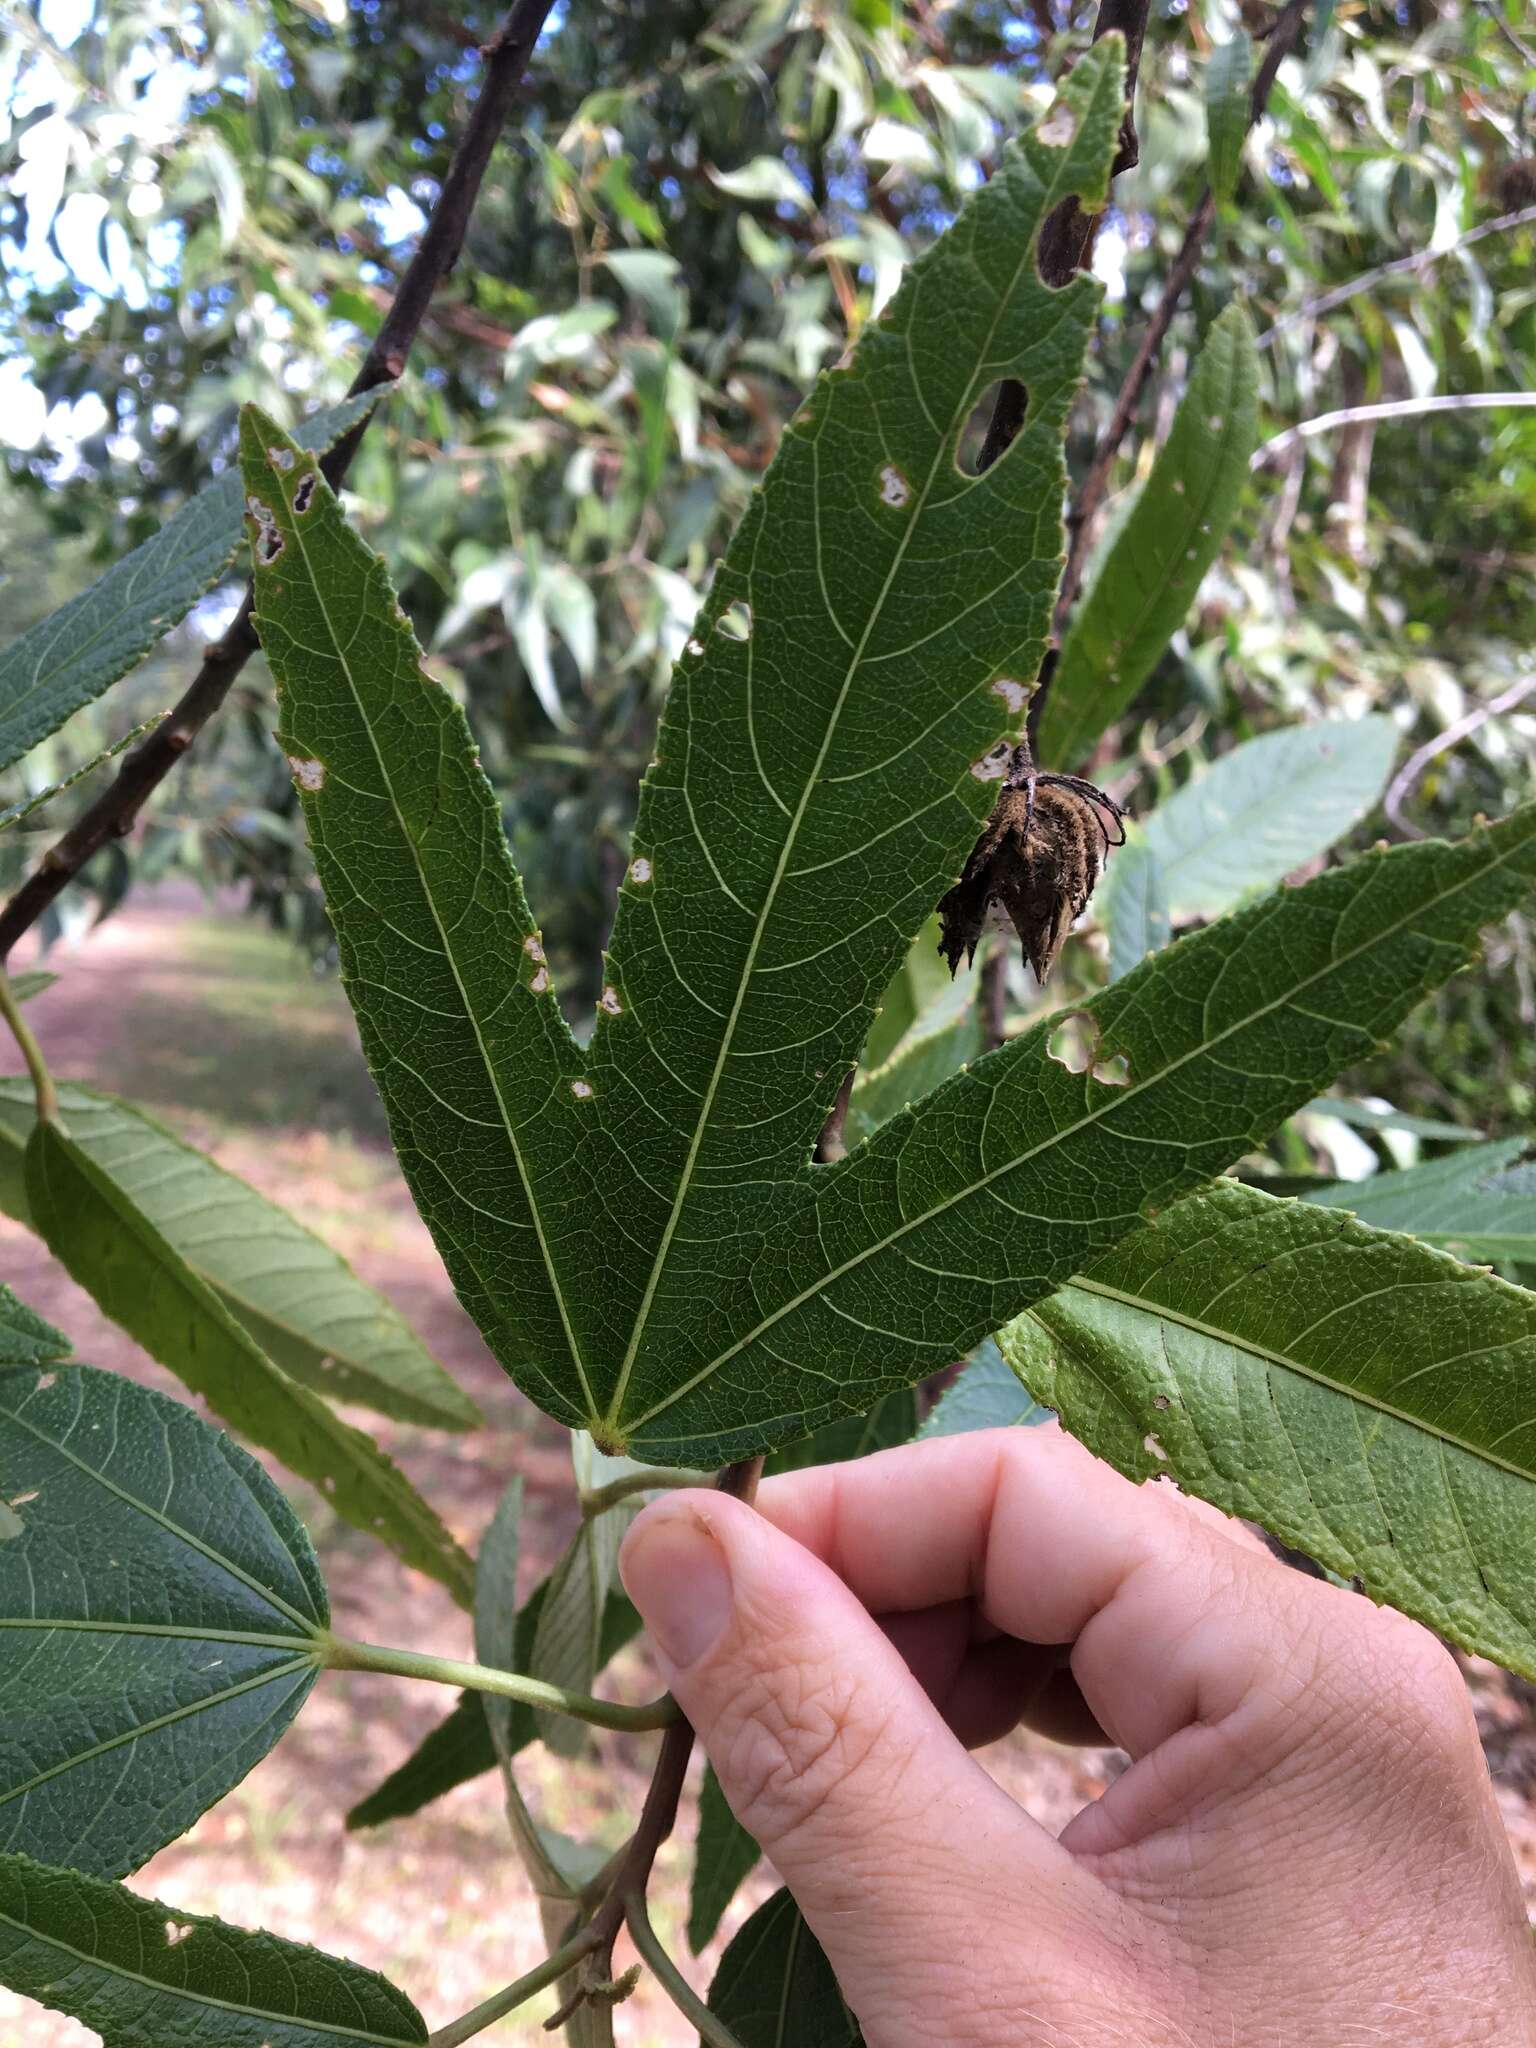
[0,1364,325,1878]
[706,1889,863,2046]
[0,389,386,774]
[622,805,1536,1463]
[24,1118,474,1607]
[589,47,1127,1444]
[764,1386,916,1474]
[0,1079,479,1430]
[688,1764,761,1954]
[0,1283,69,1369]
[240,407,596,1434]
[1002,1179,1536,1676]
[1206,32,1254,204]
[1305,1138,1536,1262]
[0,1850,425,2047]
[1038,305,1260,770]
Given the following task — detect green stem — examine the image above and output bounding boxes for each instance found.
[580,1464,706,1518]
[0,969,58,1124]
[625,1891,748,2048]
[322,1635,680,1733]
[425,1927,600,2048]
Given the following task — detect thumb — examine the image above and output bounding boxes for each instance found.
[618,1492,1085,2024]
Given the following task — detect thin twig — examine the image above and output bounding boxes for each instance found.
[1252,390,1536,466]
[322,1636,681,1732]
[624,1891,748,2048]
[427,1928,602,2048]
[0,969,58,1123]
[0,0,560,963]
[1256,204,1536,348]
[1383,674,1536,839]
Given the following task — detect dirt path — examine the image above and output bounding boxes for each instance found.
[4,890,1535,2044]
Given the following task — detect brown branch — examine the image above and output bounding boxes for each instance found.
[1252,389,1536,466]
[1040,0,1310,743]
[0,0,560,964]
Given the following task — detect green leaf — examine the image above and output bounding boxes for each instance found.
[1002,1178,1536,1677]
[859,916,953,1072]
[1100,835,1169,982]
[688,1764,761,1955]
[706,1889,863,2046]
[4,971,56,1007]
[344,1583,639,1831]
[1306,1139,1536,1262]
[530,1452,633,1759]
[0,719,158,831]
[0,1364,325,1878]
[0,1080,480,1431]
[0,1850,425,2047]
[1128,718,1400,921]
[0,1283,68,1368]
[473,1477,522,1754]
[23,1118,474,1607]
[1206,32,1254,204]
[623,806,1536,1464]
[1300,1097,1483,1144]
[1037,305,1260,770]
[846,974,984,1146]
[242,48,1128,1456]
[765,1386,916,1475]
[0,388,386,775]
[918,1336,1052,1436]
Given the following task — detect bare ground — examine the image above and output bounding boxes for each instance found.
[3,889,1534,2046]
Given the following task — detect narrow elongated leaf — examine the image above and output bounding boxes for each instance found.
[622,806,1536,1464]
[1206,33,1254,203]
[473,1477,522,1753]
[688,1764,761,1954]
[4,971,55,1007]
[1306,1138,1536,1262]
[0,1080,479,1430]
[344,1583,640,1831]
[707,1889,863,2046]
[1002,1179,1536,1676]
[1100,834,1169,982]
[244,49,1128,1453]
[530,1494,632,1758]
[24,1119,474,1606]
[860,917,952,1072]
[1300,1096,1483,1144]
[0,719,157,830]
[0,1851,425,2047]
[0,388,386,774]
[0,1364,325,1878]
[918,1336,1052,1436]
[846,976,983,1146]
[1128,717,1399,920]
[0,1283,68,1367]
[1037,306,1260,770]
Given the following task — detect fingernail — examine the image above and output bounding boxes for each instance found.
[619,1505,733,1671]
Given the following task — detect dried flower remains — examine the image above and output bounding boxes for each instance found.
[938,767,1126,985]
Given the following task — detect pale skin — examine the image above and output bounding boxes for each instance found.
[618,1427,1536,2048]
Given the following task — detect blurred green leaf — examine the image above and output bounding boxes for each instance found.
[1306,1138,1536,1262]
[919,1336,1052,1436]
[1206,33,1254,204]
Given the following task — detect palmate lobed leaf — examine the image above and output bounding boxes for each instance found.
[0,387,387,776]
[0,1078,479,1430]
[1002,1178,1536,1676]
[0,1358,326,1879]
[0,1850,424,2047]
[242,41,1128,1454]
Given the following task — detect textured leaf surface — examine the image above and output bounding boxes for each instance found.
[625,806,1536,1463]
[24,1118,473,1606]
[1037,306,1259,770]
[706,1889,862,2046]
[0,1364,325,1878]
[1003,1179,1536,1675]
[1306,1139,1536,1262]
[0,1851,424,2047]
[1206,32,1254,202]
[0,1283,68,1369]
[243,50,1126,1452]
[0,389,385,774]
[0,1080,478,1430]
[918,1337,1052,1436]
[1126,718,1399,921]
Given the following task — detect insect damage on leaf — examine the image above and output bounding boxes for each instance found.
[938,763,1126,983]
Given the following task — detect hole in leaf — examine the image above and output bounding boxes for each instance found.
[716,600,752,642]
[164,1920,194,1946]
[1092,1052,1131,1087]
[1142,1433,1169,1462]
[293,473,317,514]
[1046,1011,1099,1074]
[955,380,1029,477]
[35,1372,56,1390]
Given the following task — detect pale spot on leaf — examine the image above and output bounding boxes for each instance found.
[523,935,546,964]
[1143,1433,1169,1462]
[286,756,326,792]
[879,463,911,509]
[1038,102,1078,147]
[970,741,1012,783]
[571,1078,595,1099]
[530,966,550,994]
[991,677,1027,714]
[629,856,653,883]
[599,985,623,1016]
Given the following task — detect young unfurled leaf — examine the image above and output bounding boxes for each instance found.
[0,1364,325,1878]
[1003,1179,1536,1677]
[707,1889,863,2045]
[23,1118,474,1606]
[1037,306,1260,771]
[0,1850,425,2047]
[0,387,387,775]
[0,1079,480,1431]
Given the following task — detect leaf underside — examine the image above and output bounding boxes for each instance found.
[707,1889,863,2046]
[1306,1137,1536,1263]
[0,1362,326,1879]
[1005,1179,1536,1675]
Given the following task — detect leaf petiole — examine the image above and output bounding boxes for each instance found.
[321,1634,680,1732]
[0,970,58,1125]
[579,1464,705,1518]
[425,1926,601,2048]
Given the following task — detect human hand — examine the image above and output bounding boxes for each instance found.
[618,1427,1536,2047]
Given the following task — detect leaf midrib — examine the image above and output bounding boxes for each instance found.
[627,824,1530,1439]
[602,126,1099,1435]
[278,490,597,1418]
